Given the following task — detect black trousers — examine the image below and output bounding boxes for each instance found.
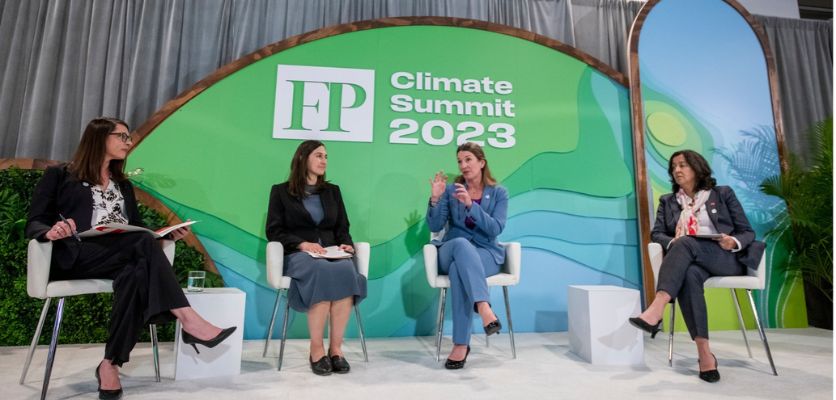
[656,236,745,340]
[51,232,189,366]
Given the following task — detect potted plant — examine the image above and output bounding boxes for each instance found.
[760,117,833,329]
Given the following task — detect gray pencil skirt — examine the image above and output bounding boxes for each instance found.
[284,252,368,312]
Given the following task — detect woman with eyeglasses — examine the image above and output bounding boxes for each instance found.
[26,117,235,399]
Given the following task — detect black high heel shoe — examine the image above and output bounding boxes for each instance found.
[444,345,471,370]
[181,326,237,354]
[95,363,123,400]
[628,317,662,339]
[698,353,721,383]
[483,320,502,336]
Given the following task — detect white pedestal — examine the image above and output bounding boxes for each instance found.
[568,285,643,365]
[174,287,246,380]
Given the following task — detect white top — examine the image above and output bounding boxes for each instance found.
[91,180,128,226]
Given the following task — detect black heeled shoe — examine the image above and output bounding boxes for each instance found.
[181,326,237,354]
[628,317,662,339]
[95,364,123,400]
[310,355,333,376]
[483,320,502,336]
[444,345,471,370]
[329,351,351,374]
[698,354,721,383]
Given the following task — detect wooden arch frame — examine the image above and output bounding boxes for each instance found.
[627,0,788,305]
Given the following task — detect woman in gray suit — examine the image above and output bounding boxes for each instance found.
[629,149,765,383]
[426,142,508,369]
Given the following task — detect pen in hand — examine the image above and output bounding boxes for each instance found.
[58,213,82,242]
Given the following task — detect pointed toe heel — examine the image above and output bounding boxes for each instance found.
[698,354,721,383]
[483,320,502,336]
[628,317,662,338]
[182,326,237,354]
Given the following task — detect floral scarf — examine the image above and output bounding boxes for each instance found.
[674,188,710,239]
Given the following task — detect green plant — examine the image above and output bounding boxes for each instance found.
[0,167,222,346]
[760,118,833,303]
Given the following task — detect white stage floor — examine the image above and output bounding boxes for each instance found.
[3,328,832,399]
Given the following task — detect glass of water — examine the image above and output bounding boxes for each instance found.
[187,270,206,292]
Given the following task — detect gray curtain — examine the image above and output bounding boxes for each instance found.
[570,0,643,74]
[0,0,574,161]
[756,15,833,165]
[0,0,832,165]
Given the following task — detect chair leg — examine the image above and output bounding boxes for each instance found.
[435,288,447,362]
[20,298,51,384]
[668,301,676,367]
[278,290,291,371]
[353,305,369,362]
[502,286,516,359]
[747,289,778,376]
[41,298,65,400]
[150,324,160,382]
[263,290,283,357]
[730,289,752,358]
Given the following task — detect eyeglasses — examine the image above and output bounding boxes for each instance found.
[111,132,133,143]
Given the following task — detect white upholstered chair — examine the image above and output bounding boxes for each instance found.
[423,230,521,361]
[648,242,777,375]
[20,239,175,400]
[263,241,370,370]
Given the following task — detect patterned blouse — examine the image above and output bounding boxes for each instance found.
[91,180,128,226]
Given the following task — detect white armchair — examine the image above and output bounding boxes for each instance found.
[648,242,776,375]
[263,241,370,370]
[423,236,521,361]
[20,239,176,399]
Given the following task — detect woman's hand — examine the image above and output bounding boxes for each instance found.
[45,218,76,241]
[168,226,190,241]
[453,183,472,208]
[299,242,326,254]
[339,244,355,254]
[429,171,447,204]
[715,234,738,251]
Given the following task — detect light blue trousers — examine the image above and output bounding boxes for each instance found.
[438,237,501,345]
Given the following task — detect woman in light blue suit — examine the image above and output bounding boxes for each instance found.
[426,142,508,369]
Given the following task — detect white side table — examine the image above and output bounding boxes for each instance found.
[568,285,643,365]
[174,287,246,380]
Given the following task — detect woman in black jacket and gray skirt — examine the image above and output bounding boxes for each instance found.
[266,140,367,376]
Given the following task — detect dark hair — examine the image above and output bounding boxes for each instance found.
[69,117,129,185]
[668,149,716,193]
[454,142,497,186]
[287,140,327,198]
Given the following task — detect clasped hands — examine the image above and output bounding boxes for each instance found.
[429,171,472,208]
[299,242,354,254]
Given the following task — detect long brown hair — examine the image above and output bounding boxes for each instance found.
[668,149,716,193]
[69,117,129,184]
[454,142,497,186]
[287,140,327,198]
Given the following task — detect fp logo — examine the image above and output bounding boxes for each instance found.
[274,65,375,142]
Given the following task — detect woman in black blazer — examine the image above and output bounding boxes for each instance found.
[629,149,764,383]
[27,117,235,399]
[266,140,367,376]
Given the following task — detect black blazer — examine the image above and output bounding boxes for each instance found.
[265,182,353,253]
[651,185,765,270]
[26,164,143,269]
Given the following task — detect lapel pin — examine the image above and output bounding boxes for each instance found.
[711,209,717,214]
[82,182,90,187]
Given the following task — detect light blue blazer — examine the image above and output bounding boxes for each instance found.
[426,183,508,265]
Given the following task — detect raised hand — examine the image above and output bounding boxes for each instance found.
[429,171,447,203]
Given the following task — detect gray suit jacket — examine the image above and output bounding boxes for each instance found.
[651,185,765,270]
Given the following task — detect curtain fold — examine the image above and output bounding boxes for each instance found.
[756,15,833,165]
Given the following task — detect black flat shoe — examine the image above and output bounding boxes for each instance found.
[698,354,721,383]
[483,320,502,336]
[329,352,351,374]
[181,326,237,354]
[444,345,471,370]
[95,364,123,400]
[628,317,662,339]
[310,355,333,376]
